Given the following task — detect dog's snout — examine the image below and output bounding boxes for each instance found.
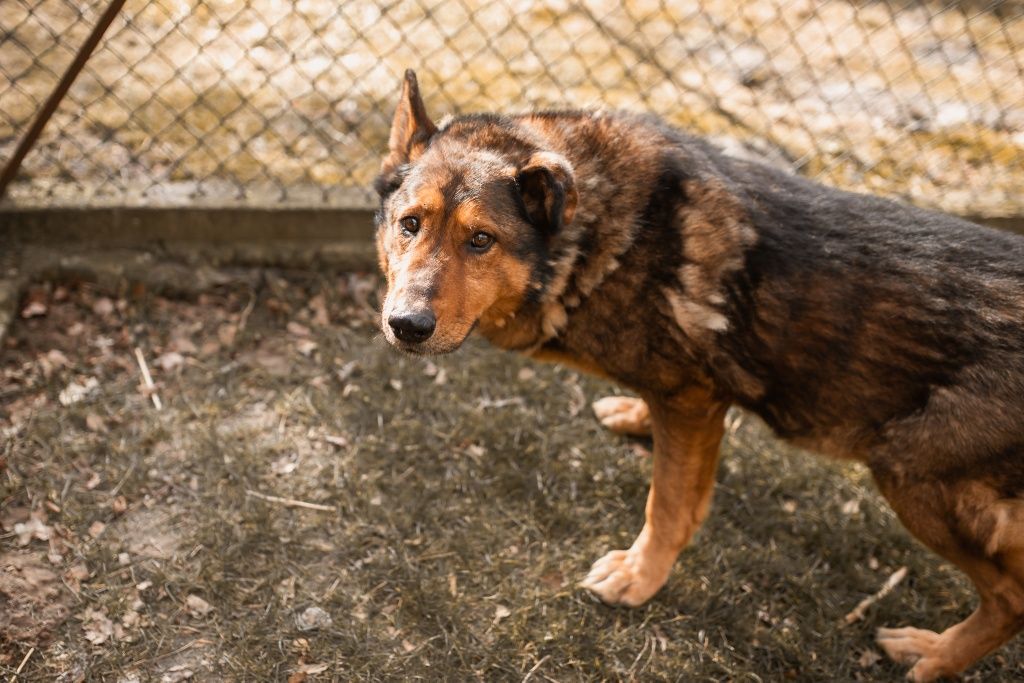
[388,310,436,343]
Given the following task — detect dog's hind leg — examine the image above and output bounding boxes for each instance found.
[592,396,652,436]
[581,387,727,606]
[872,475,1024,682]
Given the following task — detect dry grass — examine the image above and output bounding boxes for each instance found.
[1,0,1022,215]
[2,265,1023,681]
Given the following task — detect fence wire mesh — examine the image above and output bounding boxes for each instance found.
[1,0,1022,215]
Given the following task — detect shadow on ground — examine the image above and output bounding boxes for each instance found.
[1,267,1020,681]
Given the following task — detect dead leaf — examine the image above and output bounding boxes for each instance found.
[21,301,47,319]
[287,321,312,338]
[271,455,299,476]
[59,377,99,406]
[276,576,297,605]
[295,339,318,357]
[297,662,329,675]
[156,351,185,372]
[295,606,332,631]
[47,349,69,364]
[242,344,291,377]
[186,594,213,617]
[199,340,221,357]
[92,298,115,316]
[308,293,330,327]
[160,668,194,683]
[493,604,511,624]
[335,360,359,382]
[857,648,882,668]
[66,564,90,582]
[168,336,198,355]
[539,571,563,590]
[85,413,108,433]
[83,607,115,645]
[324,434,349,448]
[629,443,652,458]
[14,513,52,546]
[218,323,237,346]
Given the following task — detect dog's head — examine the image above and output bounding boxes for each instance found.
[374,70,578,354]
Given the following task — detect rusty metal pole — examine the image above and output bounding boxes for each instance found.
[0,0,128,201]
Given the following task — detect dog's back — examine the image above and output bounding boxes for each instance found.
[375,73,1024,679]
[491,110,1024,472]
[704,144,1024,471]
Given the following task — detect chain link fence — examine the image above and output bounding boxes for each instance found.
[2,0,1023,216]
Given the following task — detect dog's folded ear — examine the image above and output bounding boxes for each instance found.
[516,151,578,234]
[375,70,437,197]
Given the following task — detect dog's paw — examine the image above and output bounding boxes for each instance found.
[579,548,667,606]
[877,627,948,682]
[591,396,651,436]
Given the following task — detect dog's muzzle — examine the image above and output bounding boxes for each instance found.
[388,309,436,344]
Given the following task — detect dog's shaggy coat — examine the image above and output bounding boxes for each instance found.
[374,70,1024,681]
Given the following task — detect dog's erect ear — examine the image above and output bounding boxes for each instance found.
[516,151,578,234]
[376,70,437,196]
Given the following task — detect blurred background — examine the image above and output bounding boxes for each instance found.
[2,0,1023,218]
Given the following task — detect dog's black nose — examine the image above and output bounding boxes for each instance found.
[388,310,436,343]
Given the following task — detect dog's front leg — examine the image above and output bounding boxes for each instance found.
[581,388,727,606]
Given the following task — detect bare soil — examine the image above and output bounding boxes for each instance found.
[2,265,1022,681]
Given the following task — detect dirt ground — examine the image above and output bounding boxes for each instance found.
[2,263,1022,681]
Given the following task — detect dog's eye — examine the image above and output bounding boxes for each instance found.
[399,216,419,236]
[469,232,494,252]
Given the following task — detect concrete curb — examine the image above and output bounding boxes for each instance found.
[0,276,21,349]
[0,207,377,243]
[1,204,1021,348]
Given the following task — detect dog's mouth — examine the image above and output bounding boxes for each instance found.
[382,319,477,356]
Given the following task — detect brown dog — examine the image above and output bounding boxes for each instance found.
[374,70,1024,681]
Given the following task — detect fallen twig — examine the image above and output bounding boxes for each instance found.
[133,346,162,410]
[10,647,35,683]
[236,289,257,335]
[843,566,908,626]
[245,489,336,512]
[522,654,551,683]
